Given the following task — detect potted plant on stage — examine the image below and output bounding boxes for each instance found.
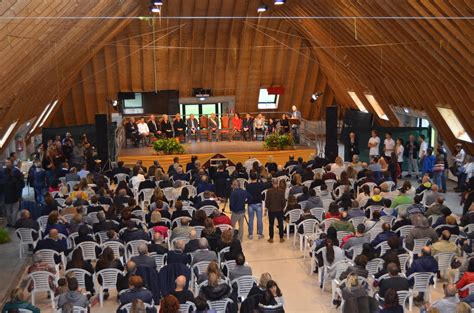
[152,138,185,155]
[263,133,295,151]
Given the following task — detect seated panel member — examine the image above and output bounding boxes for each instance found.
[161,114,173,138]
[279,113,290,134]
[125,117,140,146]
[254,113,265,139]
[242,113,253,141]
[230,112,242,142]
[208,113,219,141]
[137,117,151,144]
[147,114,161,138]
[186,114,200,143]
[173,113,186,143]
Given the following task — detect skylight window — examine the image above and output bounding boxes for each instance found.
[347,91,368,113]
[436,107,472,143]
[365,94,388,120]
[0,120,18,148]
[29,103,51,134]
[258,88,279,110]
[39,99,59,127]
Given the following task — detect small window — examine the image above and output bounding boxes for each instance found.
[258,88,279,110]
[436,107,472,143]
[347,91,368,113]
[0,120,18,148]
[123,93,144,114]
[364,94,389,120]
[29,103,51,134]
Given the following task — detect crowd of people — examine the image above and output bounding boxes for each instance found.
[1,126,474,312]
[124,106,303,146]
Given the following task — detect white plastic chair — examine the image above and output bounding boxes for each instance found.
[162,187,176,203]
[171,237,190,249]
[294,219,318,252]
[200,205,218,217]
[149,252,167,272]
[398,253,411,274]
[346,244,364,261]
[194,226,204,238]
[96,268,123,307]
[114,174,129,184]
[95,231,109,245]
[408,272,435,311]
[64,268,94,291]
[16,228,39,258]
[319,218,338,232]
[216,224,233,233]
[125,239,149,261]
[55,198,66,207]
[207,299,233,313]
[284,209,302,239]
[182,185,198,198]
[36,249,65,273]
[396,225,414,238]
[76,241,100,261]
[332,185,347,199]
[367,206,383,219]
[28,271,56,307]
[183,206,196,217]
[349,216,367,228]
[380,215,396,225]
[375,241,390,256]
[337,230,353,243]
[179,301,197,313]
[324,179,337,191]
[192,261,212,293]
[172,216,191,229]
[322,259,352,291]
[366,258,384,276]
[358,182,377,195]
[404,237,430,259]
[236,178,248,188]
[131,210,147,221]
[434,252,457,284]
[463,223,474,233]
[231,275,257,301]
[87,212,100,224]
[138,188,155,207]
[102,241,124,259]
[322,199,333,211]
[37,215,49,232]
[310,208,325,221]
[459,283,474,300]
[119,302,153,313]
[67,180,80,192]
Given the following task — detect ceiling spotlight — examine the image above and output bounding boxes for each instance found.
[150,5,161,13]
[199,97,207,101]
[311,92,323,103]
[152,0,163,5]
[257,5,268,13]
[274,0,286,5]
[403,108,410,113]
[112,100,118,108]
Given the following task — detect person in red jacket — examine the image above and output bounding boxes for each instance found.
[456,258,474,300]
[230,112,242,142]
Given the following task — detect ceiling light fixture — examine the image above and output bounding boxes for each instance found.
[310,92,323,103]
[150,5,161,13]
[257,5,268,13]
[152,0,163,5]
[274,0,286,5]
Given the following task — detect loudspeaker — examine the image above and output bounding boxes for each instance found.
[95,114,109,163]
[325,106,338,163]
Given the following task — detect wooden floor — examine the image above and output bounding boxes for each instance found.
[118,141,315,169]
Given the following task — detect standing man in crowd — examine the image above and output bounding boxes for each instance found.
[383,132,395,162]
[290,105,302,144]
[405,134,419,178]
[419,134,428,167]
[265,179,286,243]
[246,172,266,240]
[453,143,466,192]
[368,130,380,160]
[229,180,252,241]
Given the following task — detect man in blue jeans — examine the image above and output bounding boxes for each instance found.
[246,171,268,239]
[229,179,252,241]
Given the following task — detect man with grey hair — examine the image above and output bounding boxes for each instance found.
[190,238,217,265]
[170,217,193,241]
[117,260,137,292]
[167,240,190,265]
[184,229,199,253]
[405,214,438,250]
[130,243,156,269]
[428,283,459,313]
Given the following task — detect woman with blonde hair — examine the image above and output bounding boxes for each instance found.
[265,155,278,173]
[289,173,303,195]
[161,114,173,138]
[1,288,39,313]
[247,272,273,300]
[331,156,345,171]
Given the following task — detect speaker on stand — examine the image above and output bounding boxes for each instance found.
[95,114,112,172]
[325,106,338,163]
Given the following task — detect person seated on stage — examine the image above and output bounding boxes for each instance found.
[254,113,265,137]
[267,117,276,134]
[147,114,161,138]
[279,113,290,134]
[136,117,151,145]
[208,113,219,141]
[230,112,242,142]
[242,113,254,141]
[161,114,173,138]
[173,113,186,143]
[125,117,140,147]
[186,114,200,143]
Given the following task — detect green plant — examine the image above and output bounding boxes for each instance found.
[152,138,185,154]
[0,228,11,244]
[264,133,294,150]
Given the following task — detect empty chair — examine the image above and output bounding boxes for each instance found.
[408,272,435,311]
[37,215,49,232]
[284,209,302,239]
[375,241,391,256]
[346,245,364,261]
[28,271,56,307]
[114,174,129,184]
[95,231,109,245]
[149,252,167,272]
[380,215,396,225]
[324,179,337,191]
[16,228,40,258]
[398,253,411,274]
[96,268,123,307]
[404,238,430,259]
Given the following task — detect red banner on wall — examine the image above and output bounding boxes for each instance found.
[267,86,285,95]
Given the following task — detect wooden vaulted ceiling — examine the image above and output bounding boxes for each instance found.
[0,0,472,153]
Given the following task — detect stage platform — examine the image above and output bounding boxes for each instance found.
[118,141,315,170]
